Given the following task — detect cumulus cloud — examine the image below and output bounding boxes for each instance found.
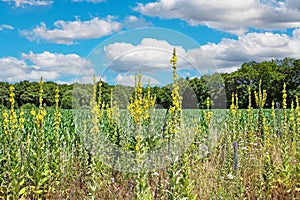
[0,51,93,82]
[104,38,216,74]
[21,16,121,44]
[201,29,300,70]
[104,30,300,74]
[2,0,52,7]
[0,24,14,31]
[134,0,300,34]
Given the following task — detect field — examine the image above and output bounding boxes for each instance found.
[1,68,300,199]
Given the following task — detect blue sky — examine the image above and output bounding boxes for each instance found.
[1,0,300,85]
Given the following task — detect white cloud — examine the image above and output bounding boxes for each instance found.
[134,0,300,34]
[21,16,121,44]
[115,74,161,86]
[201,30,300,70]
[0,51,94,82]
[2,0,52,7]
[0,24,14,31]
[123,15,152,28]
[104,38,216,74]
[104,30,300,75]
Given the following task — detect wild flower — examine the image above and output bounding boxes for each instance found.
[272,101,275,118]
[127,73,155,126]
[204,97,213,126]
[247,87,253,122]
[36,77,46,128]
[230,92,237,116]
[282,83,288,136]
[97,80,105,119]
[254,80,267,109]
[254,80,267,138]
[19,109,25,130]
[2,110,9,134]
[168,48,182,120]
[9,85,17,131]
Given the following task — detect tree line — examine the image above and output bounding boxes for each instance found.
[0,58,299,109]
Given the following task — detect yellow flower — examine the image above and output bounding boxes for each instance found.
[30,108,36,116]
[41,109,47,116]
[2,111,8,118]
[271,101,275,117]
[135,144,139,151]
[19,118,25,124]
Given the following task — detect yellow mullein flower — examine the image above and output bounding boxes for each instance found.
[2,110,9,134]
[282,83,287,109]
[271,101,275,117]
[166,48,182,137]
[19,109,25,126]
[8,85,18,131]
[255,80,267,109]
[204,97,213,125]
[39,78,44,106]
[230,92,236,116]
[282,83,288,136]
[128,73,155,126]
[30,108,36,116]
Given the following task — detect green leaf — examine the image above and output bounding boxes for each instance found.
[38,177,48,187]
[19,187,27,196]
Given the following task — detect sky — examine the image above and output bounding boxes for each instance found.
[1,0,300,86]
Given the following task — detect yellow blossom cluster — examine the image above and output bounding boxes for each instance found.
[230,92,238,116]
[127,73,156,126]
[9,86,18,130]
[282,83,287,109]
[2,110,9,134]
[169,48,181,116]
[19,110,25,129]
[254,80,267,109]
[282,83,288,135]
[31,77,47,128]
[165,48,182,136]
[271,101,275,118]
[105,88,120,126]
[204,97,213,125]
[54,87,61,133]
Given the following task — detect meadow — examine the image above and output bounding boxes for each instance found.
[0,51,299,199]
